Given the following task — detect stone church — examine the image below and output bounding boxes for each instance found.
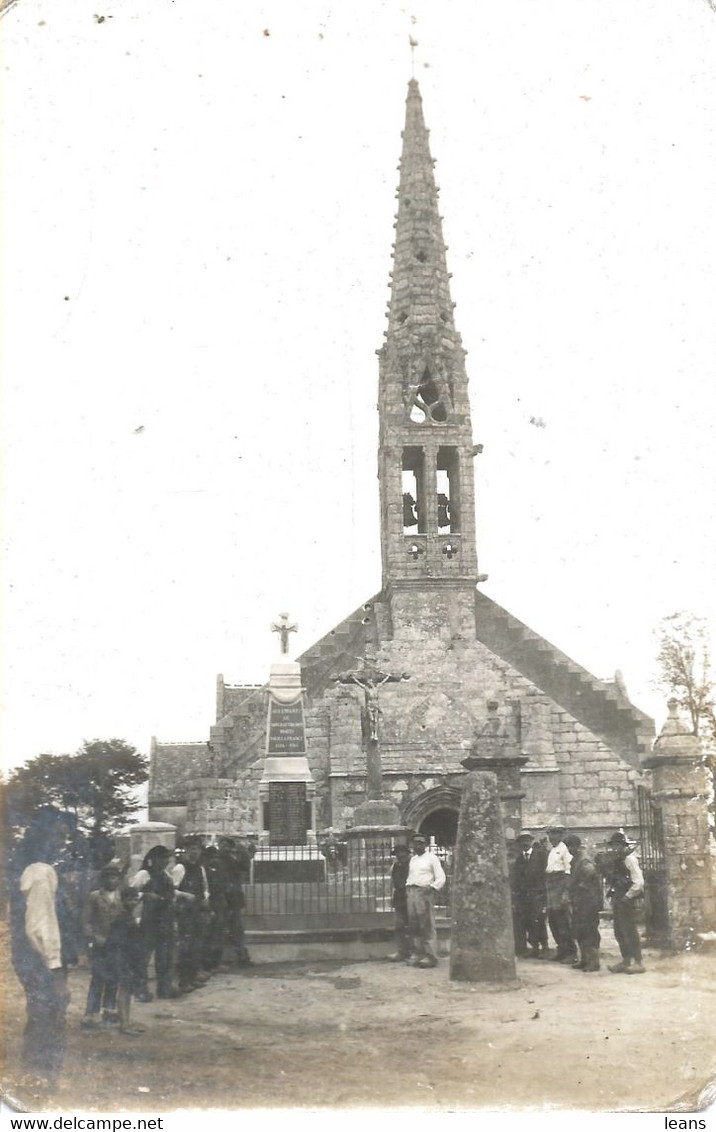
[149,80,654,847]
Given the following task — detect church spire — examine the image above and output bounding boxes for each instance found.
[386,79,457,347]
[377,81,479,635]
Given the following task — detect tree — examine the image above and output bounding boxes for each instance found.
[4,739,148,841]
[654,612,715,739]
[654,613,715,828]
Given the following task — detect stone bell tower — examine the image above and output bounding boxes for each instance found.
[377,79,480,641]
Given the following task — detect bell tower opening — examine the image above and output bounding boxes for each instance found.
[437,447,460,533]
[402,447,426,533]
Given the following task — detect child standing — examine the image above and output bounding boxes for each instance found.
[80,862,124,1028]
[112,886,147,1035]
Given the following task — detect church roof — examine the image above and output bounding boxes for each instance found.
[473,590,654,764]
[148,740,210,804]
[295,589,653,768]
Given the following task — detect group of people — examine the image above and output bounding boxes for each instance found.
[509,824,646,974]
[9,809,647,1090]
[82,835,254,1026]
[9,813,255,1087]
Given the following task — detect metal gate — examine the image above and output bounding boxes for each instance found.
[636,785,671,948]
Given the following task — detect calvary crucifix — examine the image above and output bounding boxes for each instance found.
[334,658,410,799]
[271,611,298,656]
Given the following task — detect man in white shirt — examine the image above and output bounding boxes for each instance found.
[405,834,446,968]
[10,808,73,1086]
[545,824,577,962]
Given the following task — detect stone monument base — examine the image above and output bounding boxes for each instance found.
[252,843,324,884]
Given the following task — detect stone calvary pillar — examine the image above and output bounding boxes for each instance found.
[641,699,716,948]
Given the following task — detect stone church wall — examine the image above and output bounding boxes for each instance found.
[302,632,643,839]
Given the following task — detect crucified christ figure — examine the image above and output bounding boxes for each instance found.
[333,661,409,799]
[334,661,410,742]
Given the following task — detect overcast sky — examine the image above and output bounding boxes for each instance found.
[3,0,716,774]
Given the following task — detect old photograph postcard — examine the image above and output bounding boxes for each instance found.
[2,0,715,1120]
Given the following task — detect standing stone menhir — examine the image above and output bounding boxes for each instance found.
[449,771,517,983]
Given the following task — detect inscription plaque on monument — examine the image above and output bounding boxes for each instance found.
[267,699,306,755]
[268,780,308,845]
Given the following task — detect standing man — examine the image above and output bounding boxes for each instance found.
[510,830,549,959]
[172,836,210,993]
[405,834,446,968]
[545,824,577,963]
[218,838,253,968]
[603,831,646,974]
[386,844,412,962]
[564,834,603,971]
[10,807,75,1087]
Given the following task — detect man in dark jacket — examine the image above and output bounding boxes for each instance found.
[510,830,549,958]
[564,833,603,971]
[173,836,210,993]
[218,838,252,968]
[601,830,646,974]
[386,844,411,961]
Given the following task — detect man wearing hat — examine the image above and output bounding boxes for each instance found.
[405,834,446,968]
[563,834,602,971]
[545,824,578,962]
[603,831,645,974]
[510,830,548,959]
[172,836,210,992]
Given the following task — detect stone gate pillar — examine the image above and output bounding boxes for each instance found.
[642,699,715,947]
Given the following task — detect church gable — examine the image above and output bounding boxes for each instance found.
[473,590,653,765]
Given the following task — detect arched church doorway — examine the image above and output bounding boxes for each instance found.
[418,806,459,847]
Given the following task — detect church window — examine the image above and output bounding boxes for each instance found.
[412,369,448,422]
[437,447,460,532]
[402,447,425,533]
[415,249,428,263]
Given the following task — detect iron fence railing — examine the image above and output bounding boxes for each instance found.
[244,839,453,922]
[636,784,671,947]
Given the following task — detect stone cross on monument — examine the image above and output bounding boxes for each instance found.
[334,658,409,799]
[271,611,298,656]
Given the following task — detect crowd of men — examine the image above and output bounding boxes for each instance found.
[10,809,647,1090]
[508,824,646,974]
[385,824,646,975]
[9,814,256,1087]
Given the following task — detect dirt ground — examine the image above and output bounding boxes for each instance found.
[2,931,715,1115]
